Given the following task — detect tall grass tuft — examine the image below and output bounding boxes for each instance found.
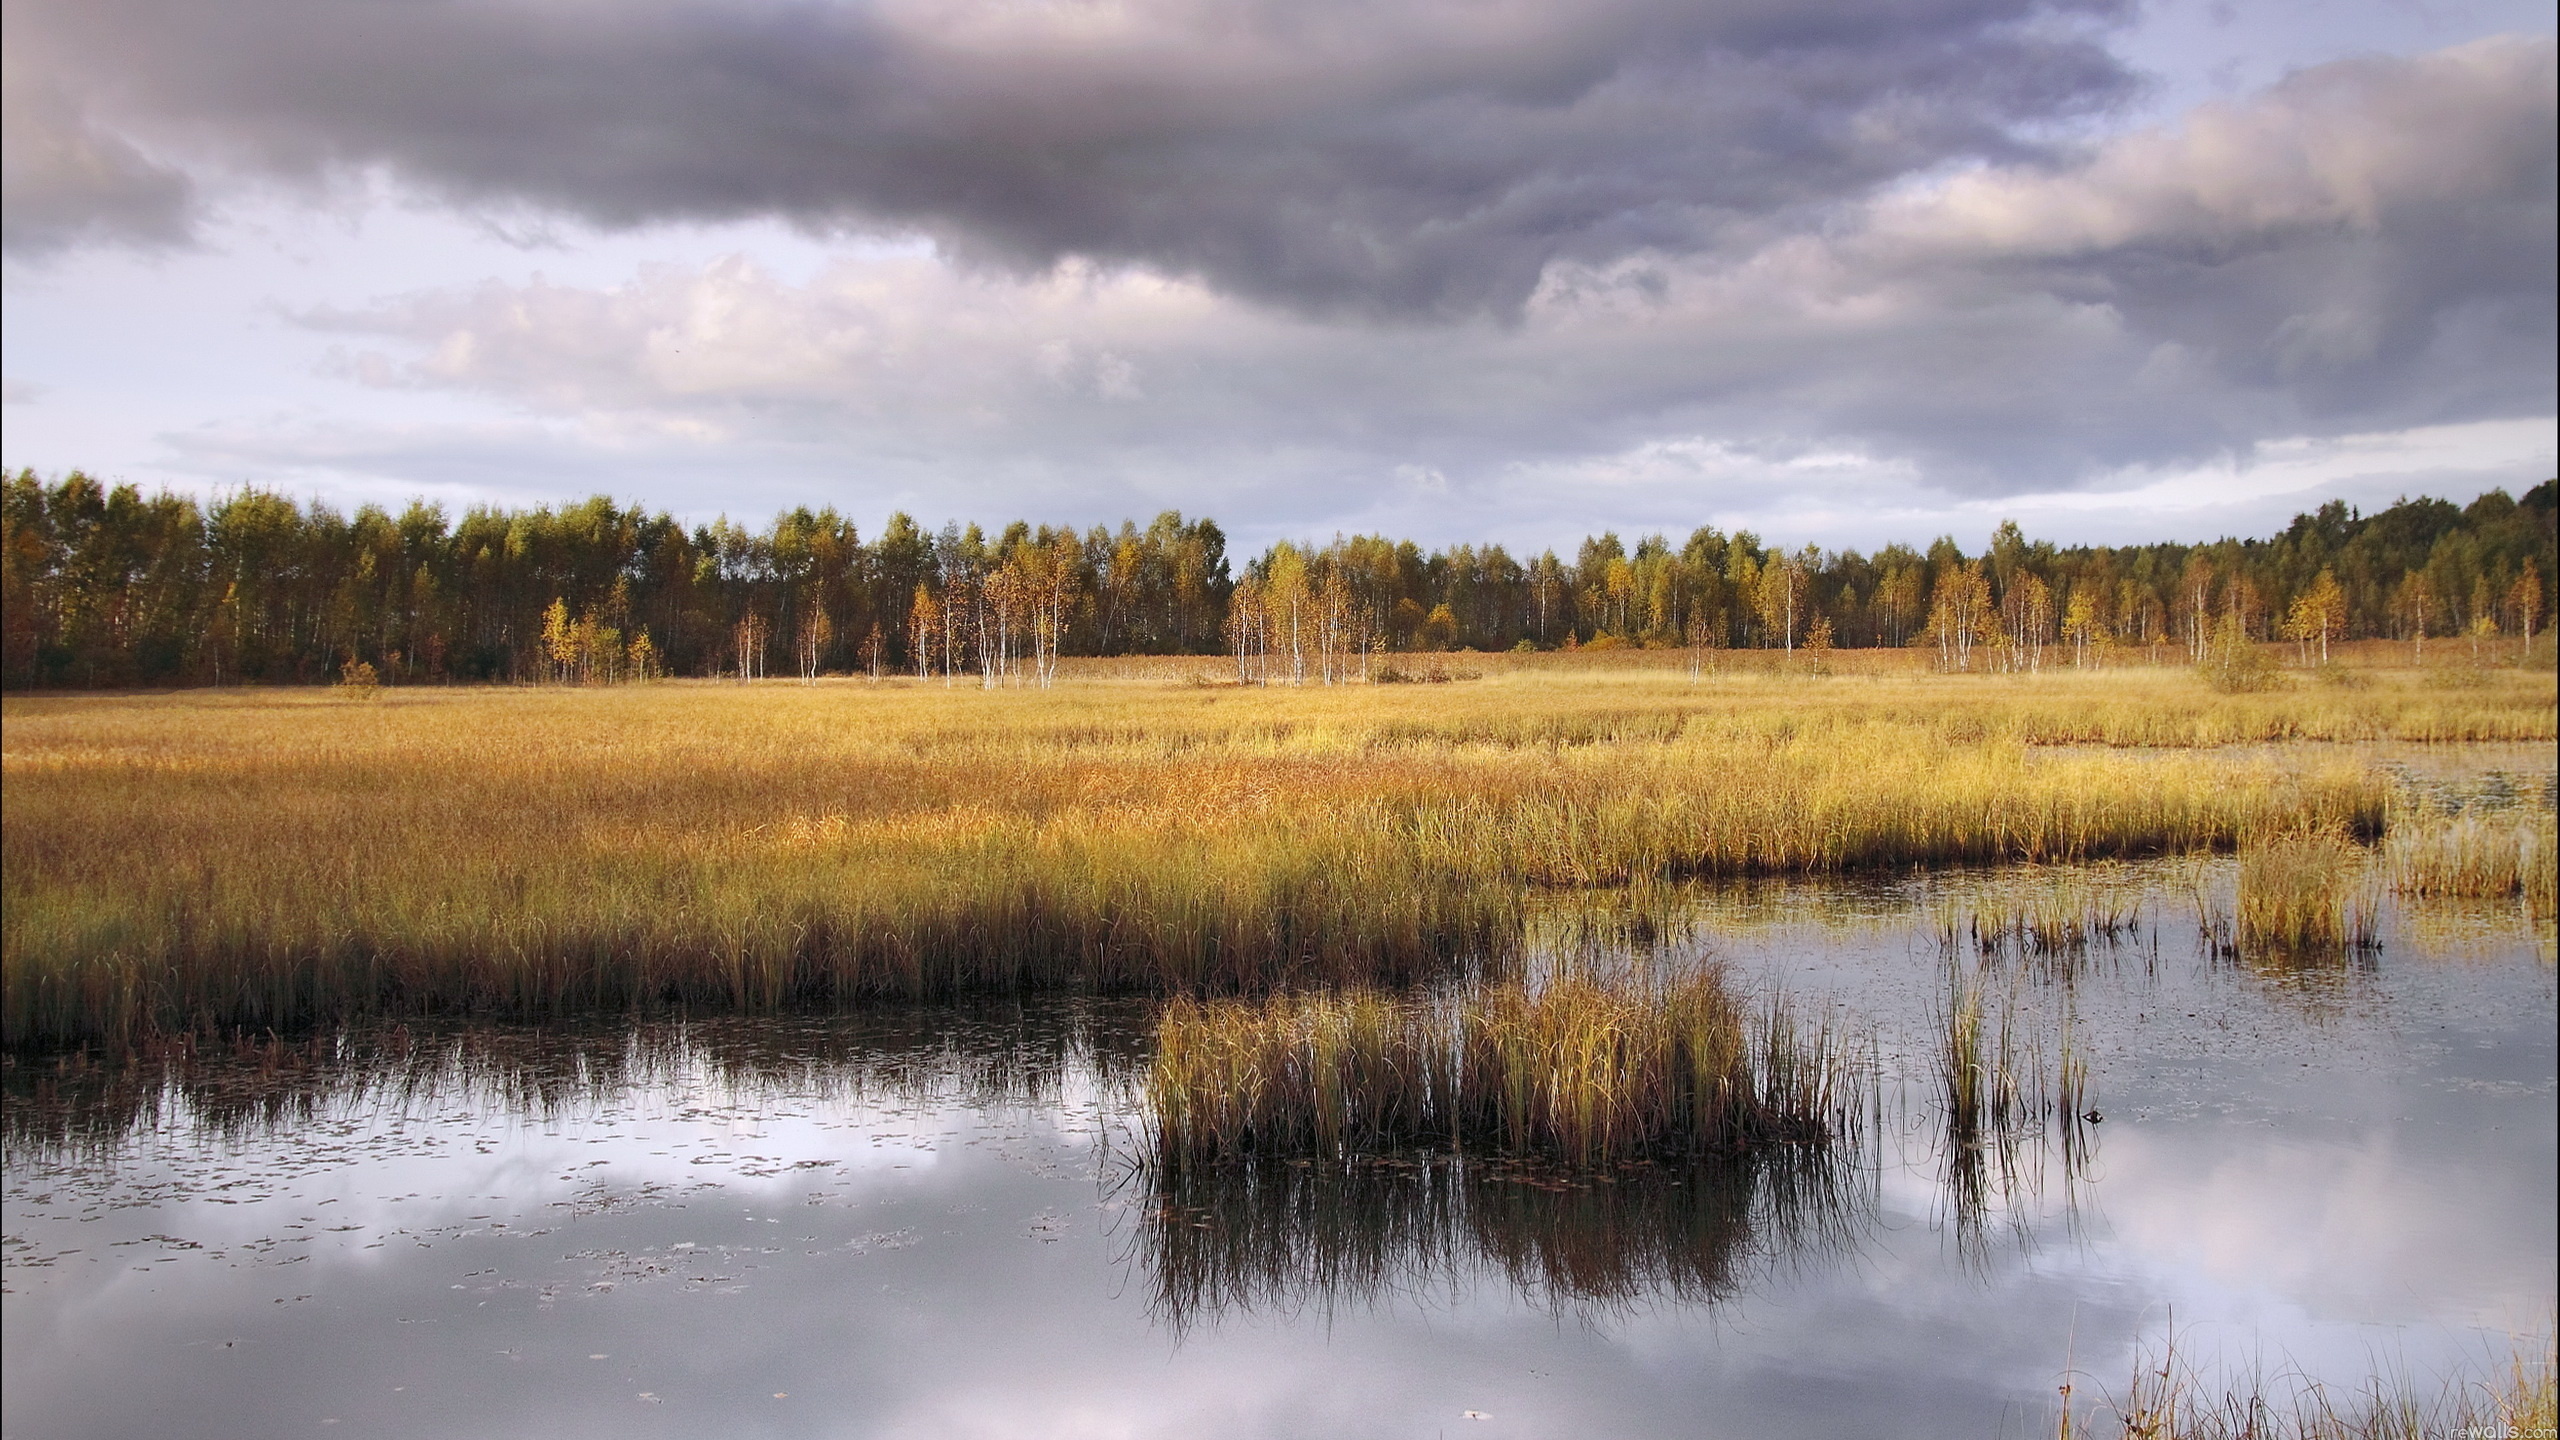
[2388,807,2557,922]
[2237,828,2382,957]
[1147,969,1853,1167]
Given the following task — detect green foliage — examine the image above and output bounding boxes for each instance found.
[2198,616,2282,693]
[4,467,2551,689]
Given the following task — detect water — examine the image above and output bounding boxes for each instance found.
[6,872,2552,1438]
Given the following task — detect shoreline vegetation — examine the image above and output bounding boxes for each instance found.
[1147,969,1852,1167]
[5,659,2550,1054]
[5,474,2550,691]
[2058,1324,2558,1440]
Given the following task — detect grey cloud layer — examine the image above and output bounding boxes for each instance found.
[6,0,2546,524]
[0,56,193,254]
[1859,39,2558,444]
[305,40,2557,499]
[6,0,2133,312]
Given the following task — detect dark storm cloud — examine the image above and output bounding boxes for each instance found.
[283,37,2554,509]
[5,1,2546,522]
[0,58,194,254]
[3,0,2135,312]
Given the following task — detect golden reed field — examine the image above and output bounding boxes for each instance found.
[5,650,2552,1051]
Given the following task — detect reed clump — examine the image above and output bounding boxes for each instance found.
[2237,829,2383,956]
[1939,963,2089,1144]
[5,666,2518,1050]
[2388,807,2557,922]
[1147,969,1851,1167]
[1939,873,2145,957]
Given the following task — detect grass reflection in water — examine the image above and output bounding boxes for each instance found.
[1133,1147,1872,1331]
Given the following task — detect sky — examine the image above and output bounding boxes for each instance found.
[3,0,2553,555]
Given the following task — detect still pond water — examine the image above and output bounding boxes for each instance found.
[7,838,2553,1437]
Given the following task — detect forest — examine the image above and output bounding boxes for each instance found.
[2,468,2550,687]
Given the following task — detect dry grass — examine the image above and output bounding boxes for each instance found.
[2236,829,2383,957]
[1146,969,1851,1166]
[2064,1324,2557,1440]
[2389,807,2558,923]
[5,662,2541,1050]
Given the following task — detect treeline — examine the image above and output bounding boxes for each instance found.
[2,469,2550,688]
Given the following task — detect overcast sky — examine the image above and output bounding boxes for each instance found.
[4,0,2552,554]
